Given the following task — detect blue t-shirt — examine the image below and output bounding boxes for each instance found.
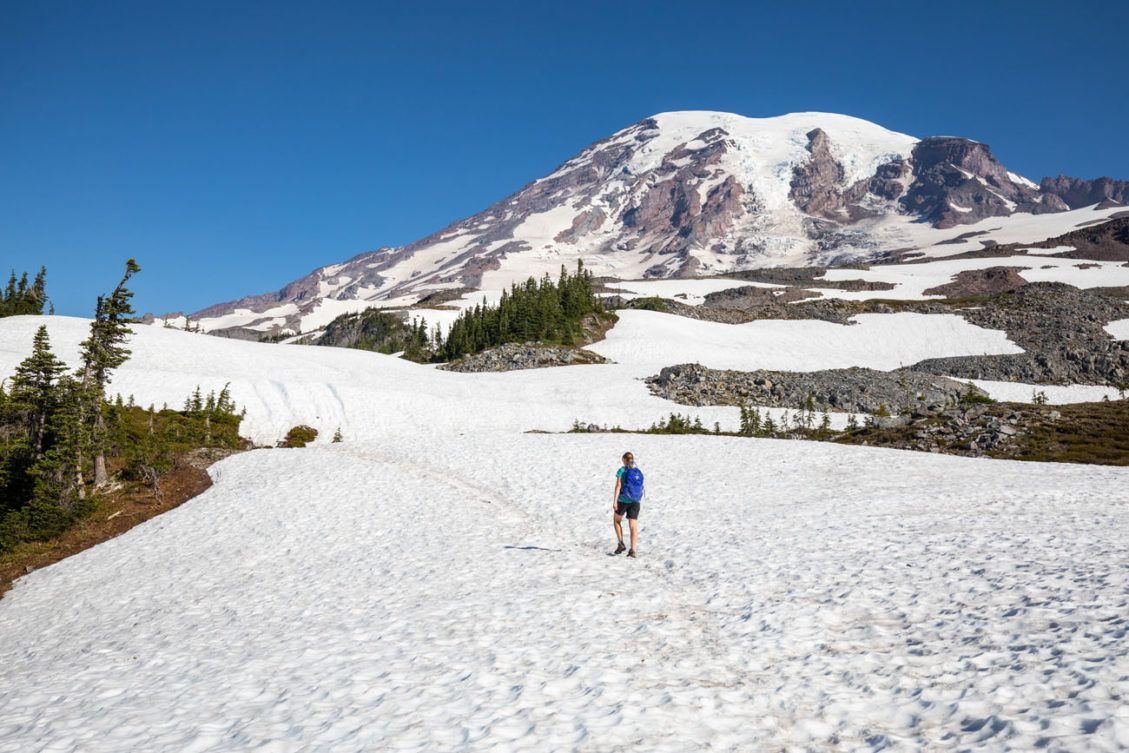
[617,466,643,504]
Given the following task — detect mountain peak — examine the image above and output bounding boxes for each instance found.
[175,112,1127,336]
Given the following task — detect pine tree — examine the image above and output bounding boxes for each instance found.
[8,326,67,456]
[79,259,141,488]
[25,374,90,536]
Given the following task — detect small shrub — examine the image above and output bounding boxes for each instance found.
[628,296,670,313]
[960,390,996,406]
[279,425,318,448]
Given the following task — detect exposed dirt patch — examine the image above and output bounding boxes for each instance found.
[0,449,243,599]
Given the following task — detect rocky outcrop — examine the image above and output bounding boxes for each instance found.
[790,129,848,219]
[1027,216,1129,261]
[922,266,1028,297]
[1040,176,1129,209]
[844,403,1036,457]
[900,137,1044,228]
[910,283,1129,384]
[441,343,607,372]
[619,130,746,257]
[647,362,979,414]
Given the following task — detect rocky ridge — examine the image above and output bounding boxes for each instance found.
[646,363,980,415]
[440,343,607,372]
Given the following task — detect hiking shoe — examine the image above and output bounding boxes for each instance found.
[614,541,626,555]
[627,549,636,558]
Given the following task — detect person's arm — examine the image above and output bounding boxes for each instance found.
[612,476,621,511]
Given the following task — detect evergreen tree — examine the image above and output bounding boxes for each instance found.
[0,267,49,317]
[78,259,141,488]
[8,326,67,456]
[25,375,90,536]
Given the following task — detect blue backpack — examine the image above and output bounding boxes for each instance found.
[621,467,644,501]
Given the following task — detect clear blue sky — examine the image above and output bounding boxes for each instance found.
[2,0,1127,316]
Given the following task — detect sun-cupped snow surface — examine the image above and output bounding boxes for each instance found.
[1,312,1018,444]
[1106,317,1129,340]
[0,316,770,443]
[588,309,1022,371]
[2,434,1128,752]
[810,254,1129,301]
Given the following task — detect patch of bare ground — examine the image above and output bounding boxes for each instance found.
[0,447,244,599]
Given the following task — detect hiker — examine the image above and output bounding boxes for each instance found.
[612,451,644,558]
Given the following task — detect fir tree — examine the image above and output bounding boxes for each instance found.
[8,326,67,456]
[79,259,141,488]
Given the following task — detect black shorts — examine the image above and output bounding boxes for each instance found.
[615,501,641,520]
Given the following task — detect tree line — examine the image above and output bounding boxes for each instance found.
[1,267,50,317]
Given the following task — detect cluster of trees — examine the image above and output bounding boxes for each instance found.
[0,260,244,553]
[1,268,49,317]
[739,398,835,438]
[318,309,432,361]
[437,261,603,362]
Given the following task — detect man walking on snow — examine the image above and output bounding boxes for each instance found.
[612,451,644,558]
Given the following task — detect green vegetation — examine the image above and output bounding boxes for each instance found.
[572,402,836,441]
[624,296,670,313]
[279,425,318,448]
[0,267,49,318]
[0,260,245,554]
[999,400,1129,465]
[960,391,996,406]
[437,261,604,361]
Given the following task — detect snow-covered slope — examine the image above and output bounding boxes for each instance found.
[0,313,1024,443]
[1,314,1128,752]
[177,111,1127,335]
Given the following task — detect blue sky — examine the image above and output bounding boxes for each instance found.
[2,0,1127,316]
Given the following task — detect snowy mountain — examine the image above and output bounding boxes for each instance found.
[175,111,1128,335]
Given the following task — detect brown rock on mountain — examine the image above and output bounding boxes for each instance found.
[1039,176,1129,209]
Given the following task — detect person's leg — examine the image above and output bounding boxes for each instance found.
[613,512,624,545]
[628,518,638,553]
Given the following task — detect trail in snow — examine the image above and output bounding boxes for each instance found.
[2,314,1129,751]
[1,435,1127,751]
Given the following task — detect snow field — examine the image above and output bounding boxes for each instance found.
[1103,317,1129,341]
[1,434,1127,751]
[971,380,1127,404]
[588,310,1022,372]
